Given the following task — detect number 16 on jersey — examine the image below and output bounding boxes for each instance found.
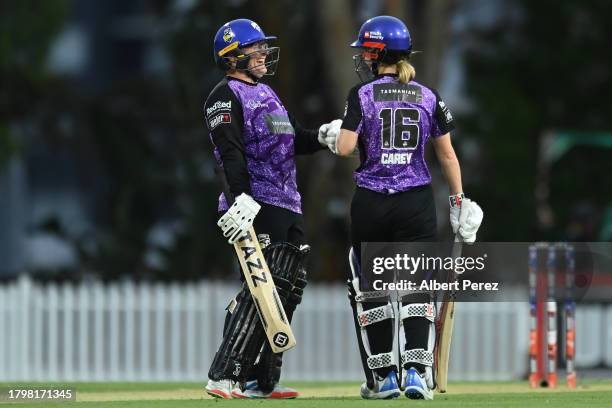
[379,107,420,164]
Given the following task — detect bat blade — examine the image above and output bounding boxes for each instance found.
[435,237,462,393]
[233,226,296,353]
[435,300,455,393]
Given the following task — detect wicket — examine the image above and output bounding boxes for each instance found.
[528,243,577,388]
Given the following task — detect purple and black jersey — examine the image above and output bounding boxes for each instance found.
[204,77,323,214]
[342,74,455,194]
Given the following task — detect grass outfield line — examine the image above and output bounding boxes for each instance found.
[0,381,611,407]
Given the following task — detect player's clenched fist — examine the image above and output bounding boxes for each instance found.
[217,193,261,244]
[318,119,342,154]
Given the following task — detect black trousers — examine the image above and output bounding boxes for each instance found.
[350,185,437,378]
[253,202,305,245]
[351,184,437,255]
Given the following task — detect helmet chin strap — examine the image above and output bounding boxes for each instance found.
[370,60,379,77]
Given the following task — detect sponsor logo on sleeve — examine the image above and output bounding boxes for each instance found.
[438,100,453,123]
[209,112,231,130]
[206,100,232,117]
[343,101,348,118]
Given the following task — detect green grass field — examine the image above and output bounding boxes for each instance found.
[1,380,612,407]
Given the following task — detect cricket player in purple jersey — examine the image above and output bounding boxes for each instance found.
[332,16,484,400]
[203,19,337,399]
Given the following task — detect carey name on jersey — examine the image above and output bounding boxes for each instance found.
[381,152,413,165]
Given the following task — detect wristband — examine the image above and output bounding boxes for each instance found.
[449,193,465,208]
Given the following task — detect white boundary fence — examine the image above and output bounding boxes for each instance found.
[0,275,610,381]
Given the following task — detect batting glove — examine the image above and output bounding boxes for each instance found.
[217,193,261,244]
[449,194,483,244]
[318,119,342,154]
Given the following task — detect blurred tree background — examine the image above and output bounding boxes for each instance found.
[461,0,612,241]
[0,0,610,282]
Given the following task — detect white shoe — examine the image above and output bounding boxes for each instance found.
[403,367,434,400]
[205,379,234,399]
[360,372,401,400]
[232,380,298,399]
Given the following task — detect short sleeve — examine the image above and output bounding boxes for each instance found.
[341,85,362,132]
[431,89,455,138]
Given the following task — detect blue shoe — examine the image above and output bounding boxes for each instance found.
[404,367,434,400]
[360,371,401,400]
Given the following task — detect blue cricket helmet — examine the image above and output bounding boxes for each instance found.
[350,16,413,81]
[350,15,412,52]
[213,19,277,65]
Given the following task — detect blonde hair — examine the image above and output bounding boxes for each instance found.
[396,60,416,83]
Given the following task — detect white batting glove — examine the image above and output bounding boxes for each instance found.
[318,123,331,146]
[217,193,261,244]
[318,119,342,154]
[449,194,483,244]
[459,200,483,243]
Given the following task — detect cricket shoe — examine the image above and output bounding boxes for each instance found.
[231,380,298,399]
[205,379,234,399]
[360,371,401,400]
[403,367,434,400]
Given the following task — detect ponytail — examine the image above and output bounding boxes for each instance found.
[397,60,416,83]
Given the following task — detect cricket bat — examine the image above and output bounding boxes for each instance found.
[233,225,296,353]
[435,236,463,393]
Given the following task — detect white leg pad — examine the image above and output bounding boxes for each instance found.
[399,302,437,389]
[349,248,396,372]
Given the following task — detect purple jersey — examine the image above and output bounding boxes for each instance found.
[342,74,455,194]
[204,77,323,215]
[223,80,300,212]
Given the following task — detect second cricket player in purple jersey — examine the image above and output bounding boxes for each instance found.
[342,74,455,194]
[335,15,484,401]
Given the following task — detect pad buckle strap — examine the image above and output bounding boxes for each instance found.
[226,297,238,314]
[355,291,389,302]
[367,352,394,370]
[400,302,435,322]
[357,304,394,327]
[401,348,434,367]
